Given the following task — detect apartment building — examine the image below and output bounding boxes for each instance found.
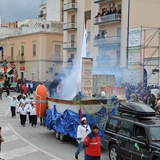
[0,31,63,81]
[63,0,160,85]
[39,0,64,22]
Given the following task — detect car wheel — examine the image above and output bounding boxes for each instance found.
[55,131,60,140]
[60,133,67,142]
[109,144,121,160]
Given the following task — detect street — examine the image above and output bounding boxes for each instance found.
[0,92,109,160]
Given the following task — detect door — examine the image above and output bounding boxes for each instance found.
[117,120,133,158]
[21,72,24,79]
[130,125,150,160]
[71,35,75,48]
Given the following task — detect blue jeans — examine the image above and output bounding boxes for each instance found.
[86,155,100,160]
[75,142,86,159]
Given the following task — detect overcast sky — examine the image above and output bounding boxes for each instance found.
[0,0,43,23]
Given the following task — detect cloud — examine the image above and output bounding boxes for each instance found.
[0,0,42,23]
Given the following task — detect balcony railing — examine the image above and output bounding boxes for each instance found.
[63,42,77,50]
[7,56,15,62]
[63,2,77,12]
[94,36,121,47]
[94,13,121,25]
[53,54,63,62]
[94,59,120,67]
[16,55,25,62]
[63,22,77,31]
[94,0,114,3]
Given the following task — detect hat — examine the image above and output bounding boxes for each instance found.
[92,125,99,130]
[13,95,16,98]
[81,117,86,122]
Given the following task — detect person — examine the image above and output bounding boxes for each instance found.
[29,102,37,126]
[83,126,101,160]
[0,86,3,100]
[75,117,91,160]
[0,127,4,160]
[17,102,27,127]
[155,100,160,114]
[6,94,19,117]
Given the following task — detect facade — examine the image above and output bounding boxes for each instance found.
[63,0,160,85]
[0,32,63,81]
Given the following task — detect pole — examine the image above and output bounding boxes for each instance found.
[126,0,130,69]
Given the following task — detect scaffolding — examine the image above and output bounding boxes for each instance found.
[141,26,160,86]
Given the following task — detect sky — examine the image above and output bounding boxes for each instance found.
[0,0,43,23]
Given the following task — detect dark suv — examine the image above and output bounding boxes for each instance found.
[103,102,160,160]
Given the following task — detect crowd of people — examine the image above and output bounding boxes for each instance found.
[125,83,160,114]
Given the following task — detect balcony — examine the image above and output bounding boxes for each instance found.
[53,54,63,62]
[63,42,77,50]
[63,22,77,31]
[7,56,15,62]
[94,0,114,3]
[38,13,46,18]
[94,36,120,50]
[63,2,77,12]
[62,62,73,68]
[94,59,120,67]
[16,55,25,62]
[94,14,121,25]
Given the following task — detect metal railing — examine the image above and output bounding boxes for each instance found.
[94,13,121,24]
[16,55,25,61]
[63,42,77,50]
[53,54,63,61]
[63,22,77,30]
[94,0,111,3]
[63,2,77,11]
[94,36,121,46]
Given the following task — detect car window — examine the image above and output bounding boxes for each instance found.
[134,125,146,138]
[149,126,160,141]
[107,118,118,131]
[118,120,132,137]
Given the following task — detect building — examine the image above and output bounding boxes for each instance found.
[39,0,64,22]
[0,30,63,81]
[63,0,160,85]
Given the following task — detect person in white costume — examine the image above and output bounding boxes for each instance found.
[75,117,91,160]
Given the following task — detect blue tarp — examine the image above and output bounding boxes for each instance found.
[45,105,118,139]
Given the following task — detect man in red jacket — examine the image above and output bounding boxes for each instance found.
[83,126,101,160]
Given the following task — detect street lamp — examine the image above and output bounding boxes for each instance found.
[126,0,130,69]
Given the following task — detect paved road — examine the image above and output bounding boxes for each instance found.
[0,92,109,160]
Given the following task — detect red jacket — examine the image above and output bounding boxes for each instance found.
[83,131,101,157]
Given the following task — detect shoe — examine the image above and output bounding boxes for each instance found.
[75,154,78,159]
[23,125,25,127]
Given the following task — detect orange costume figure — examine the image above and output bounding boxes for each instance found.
[1,59,8,73]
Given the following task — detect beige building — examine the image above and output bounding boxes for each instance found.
[63,0,160,85]
[0,31,63,81]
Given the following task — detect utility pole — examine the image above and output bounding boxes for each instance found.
[126,0,130,69]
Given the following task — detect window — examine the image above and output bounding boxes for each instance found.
[55,45,61,55]
[33,44,36,56]
[134,125,146,138]
[47,24,50,29]
[87,32,90,41]
[21,45,24,56]
[85,10,91,20]
[42,25,44,28]
[11,46,14,57]
[118,121,132,137]
[107,118,118,131]
[71,15,75,22]
[71,35,75,42]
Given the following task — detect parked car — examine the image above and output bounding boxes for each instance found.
[103,102,160,160]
